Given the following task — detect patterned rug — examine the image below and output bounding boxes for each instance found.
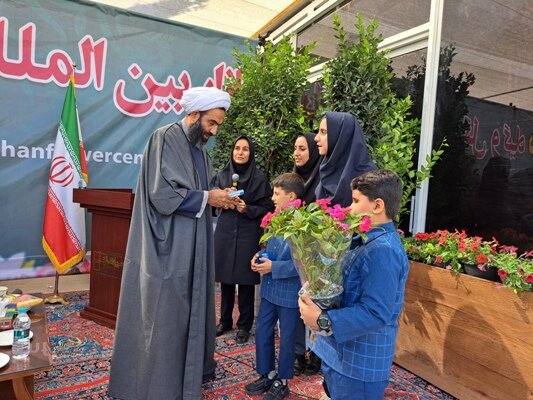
[34,291,455,399]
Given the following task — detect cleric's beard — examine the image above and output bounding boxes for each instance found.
[188,119,204,146]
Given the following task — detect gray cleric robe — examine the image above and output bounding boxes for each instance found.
[109,122,216,400]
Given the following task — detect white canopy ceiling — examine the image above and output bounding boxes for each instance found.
[90,0,297,38]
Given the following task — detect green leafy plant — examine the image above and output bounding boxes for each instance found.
[321,13,445,221]
[493,250,533,293]
[211,37,316,178]
[260,199,371,306]
[401,230,533,292]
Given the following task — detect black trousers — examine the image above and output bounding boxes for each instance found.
[219,283,255,331]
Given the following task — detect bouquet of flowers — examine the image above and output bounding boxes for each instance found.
[260,199,371,309]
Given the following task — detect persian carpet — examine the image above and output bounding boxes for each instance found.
[34,291,455,399]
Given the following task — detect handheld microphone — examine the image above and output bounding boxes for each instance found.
[231,173,239,188]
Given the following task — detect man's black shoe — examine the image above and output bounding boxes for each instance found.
[262,379,289,400]
[235,329,250,344]
[216,324,232,337]
[305,351,321,375]
[294,354,306,376]
[245,374,276,395]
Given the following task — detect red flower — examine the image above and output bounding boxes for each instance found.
[497,269,508,278]
[415,232,430,242]
[435,256,443,264]
[476,254,488,265]
[525,274,533,284]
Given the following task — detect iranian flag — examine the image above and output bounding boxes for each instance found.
[43,75,88,273]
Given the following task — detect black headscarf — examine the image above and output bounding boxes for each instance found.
[217,136,271,204]
[315,112,377,207]
[293,132,322,204]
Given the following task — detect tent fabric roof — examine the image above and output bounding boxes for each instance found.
[91,0,298,38]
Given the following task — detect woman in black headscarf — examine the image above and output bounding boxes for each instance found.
[292,132,323,376]
[293,132,322,205]
[315,112,377,207]
[214,136,273,344]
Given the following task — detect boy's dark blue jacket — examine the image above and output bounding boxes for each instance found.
[312,222,409,382]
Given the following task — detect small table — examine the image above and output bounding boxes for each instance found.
[0,294,52,399]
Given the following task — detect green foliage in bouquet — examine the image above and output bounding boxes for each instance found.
[260,199,371,299]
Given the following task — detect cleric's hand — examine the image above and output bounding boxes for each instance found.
[207,189,239,209]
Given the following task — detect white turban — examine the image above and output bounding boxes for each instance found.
[180,87,231,114]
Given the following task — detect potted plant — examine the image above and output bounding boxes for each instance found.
[455,234,500,282]
[493,248,533,293]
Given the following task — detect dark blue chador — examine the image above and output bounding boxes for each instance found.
[315,112,376,207]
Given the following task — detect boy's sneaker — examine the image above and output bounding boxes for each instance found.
[262,379,289,400]
[245,374,276,395]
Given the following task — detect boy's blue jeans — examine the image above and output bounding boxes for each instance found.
[322,362,389,400]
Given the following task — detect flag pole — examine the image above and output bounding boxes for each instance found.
[44,271,69,305]
[44,63,79,306]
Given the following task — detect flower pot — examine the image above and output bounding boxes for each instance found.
[462,263,500,282]
[500,277,533,292]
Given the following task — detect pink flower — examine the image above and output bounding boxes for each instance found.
[260,212,274,228]
[283,199,302,209]
[359,216,372,232]
[339,223,350,231]
[499,245,518,255]
[435,256,443,264]
[315,198,331,210]
[327,204,348,220]
[523,250,533,258]
[445,265,452,270]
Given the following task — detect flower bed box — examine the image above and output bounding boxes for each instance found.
[395,261,533,400]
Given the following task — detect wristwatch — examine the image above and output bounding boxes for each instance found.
[316,310,332,332]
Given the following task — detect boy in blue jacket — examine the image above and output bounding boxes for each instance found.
[299,169,409,400]
[245,173,304,400]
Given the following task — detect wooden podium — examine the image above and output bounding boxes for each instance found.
[73,188,134,329]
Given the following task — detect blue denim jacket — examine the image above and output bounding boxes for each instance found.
[312,222,409,382]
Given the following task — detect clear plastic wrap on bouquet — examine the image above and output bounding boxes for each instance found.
[287,236,355,310]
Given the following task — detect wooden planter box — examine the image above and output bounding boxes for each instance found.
[395,261,533,400]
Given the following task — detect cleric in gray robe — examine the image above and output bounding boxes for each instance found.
[109,87,239,400]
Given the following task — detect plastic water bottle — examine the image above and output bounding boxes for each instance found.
[12,307,31,359]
